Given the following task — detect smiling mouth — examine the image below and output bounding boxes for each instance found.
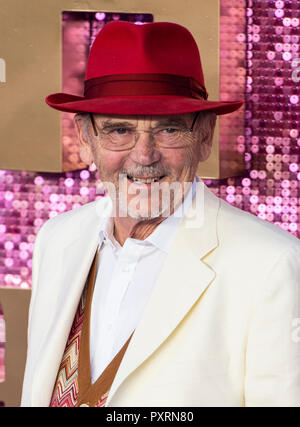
[126,175,166,184]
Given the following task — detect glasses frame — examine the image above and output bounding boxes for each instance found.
[89,111,200,147]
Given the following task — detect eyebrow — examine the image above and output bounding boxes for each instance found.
[101,120,136,130]
[152,117,188,128]
[100,117,188,129]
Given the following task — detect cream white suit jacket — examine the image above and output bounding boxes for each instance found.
[21,181,300,407]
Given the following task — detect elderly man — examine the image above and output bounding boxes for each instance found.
[21,21,300,407]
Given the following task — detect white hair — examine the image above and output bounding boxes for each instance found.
[195,111,217,143]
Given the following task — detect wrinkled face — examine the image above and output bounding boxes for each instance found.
[76,113,213,220]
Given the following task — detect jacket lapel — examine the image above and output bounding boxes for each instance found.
[106,182,220,406]
[30,199,108,406]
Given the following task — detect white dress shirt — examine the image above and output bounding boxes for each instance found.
[90,180,196,383]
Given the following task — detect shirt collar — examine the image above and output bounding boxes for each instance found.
[98,199,120,251]
[98,178,197,253]
[146,178,196,253]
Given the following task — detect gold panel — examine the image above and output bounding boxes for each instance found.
[0,288,31,407]
[0,0,244,177]
[0,58,6,83]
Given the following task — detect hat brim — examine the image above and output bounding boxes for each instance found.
[46,93,244,116]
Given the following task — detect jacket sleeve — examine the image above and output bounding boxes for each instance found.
[244,245,300,406]
[21,221,48,406]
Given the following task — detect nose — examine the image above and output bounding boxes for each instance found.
[129,131,161,166]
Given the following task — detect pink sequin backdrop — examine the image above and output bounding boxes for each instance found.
[0,0,299,391]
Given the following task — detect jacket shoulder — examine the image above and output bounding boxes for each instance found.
[218,197,300,255]
[36,197,108,242]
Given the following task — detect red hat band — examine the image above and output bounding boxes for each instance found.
[84,74,208,100]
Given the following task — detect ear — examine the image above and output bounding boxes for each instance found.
[74,114,94,165]
[199,133,213,161]
[197,114,216,162]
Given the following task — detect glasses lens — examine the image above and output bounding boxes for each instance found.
[156,129,193,148]
[103,128,135,151]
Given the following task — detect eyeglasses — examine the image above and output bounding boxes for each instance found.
[89,113,200,151]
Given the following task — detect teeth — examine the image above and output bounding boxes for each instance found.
[130,176,161,183]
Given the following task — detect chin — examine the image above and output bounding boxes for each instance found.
[128,200,177,220]
[127,208,162,221]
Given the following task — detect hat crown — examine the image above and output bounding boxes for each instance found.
[86,21,205,86]
[46,20,244,116]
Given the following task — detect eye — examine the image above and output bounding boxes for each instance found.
[111,128,129,135]
[158,128,181,136]
[163,128,177,134]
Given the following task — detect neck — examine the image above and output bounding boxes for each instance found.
[113,215,165,246]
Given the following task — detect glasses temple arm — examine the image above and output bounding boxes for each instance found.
[190,112,200,132]
[89,113,98,137]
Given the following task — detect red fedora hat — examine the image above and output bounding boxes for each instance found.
[46,21,243,116]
